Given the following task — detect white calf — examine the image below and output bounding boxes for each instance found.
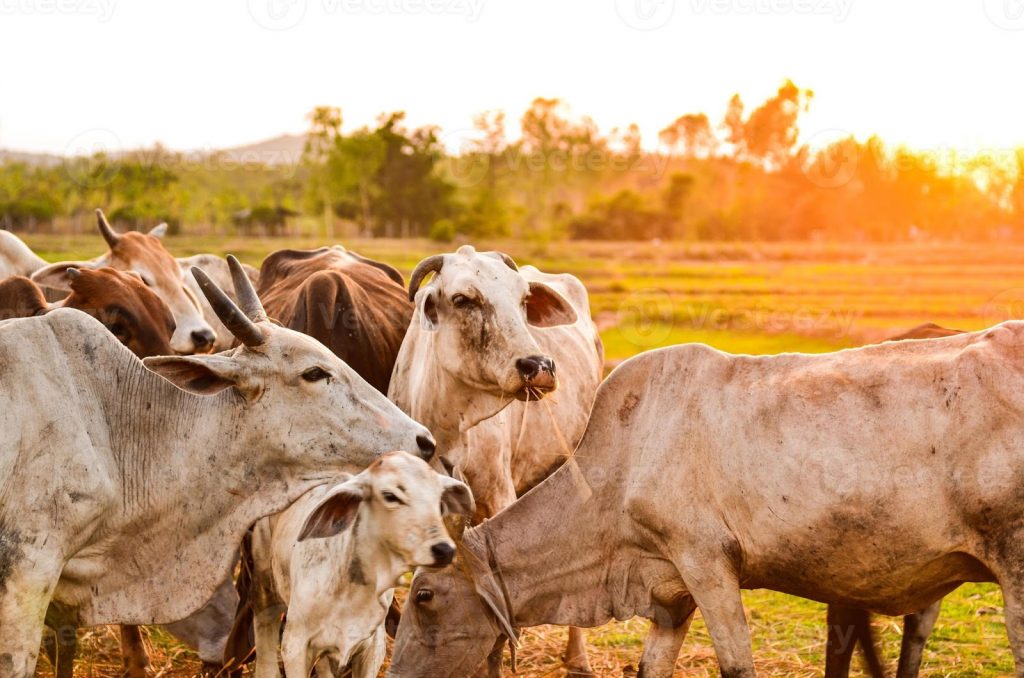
[251,451,474,678]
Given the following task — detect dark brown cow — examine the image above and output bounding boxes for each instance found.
[0,268,175,358]
[223,246,414,671]
[824,322,964,678]
[257,246,412,394]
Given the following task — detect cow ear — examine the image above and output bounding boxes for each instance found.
[31,261,98,291]
[440,476,475,518]
[526,282,577,328]
[298,478,365,541]
[418,288,440,331]
[149,223,168,239]
[143,355,245,396]
[468,557,518,646]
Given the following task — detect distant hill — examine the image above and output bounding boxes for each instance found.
[214,134,307,165]
[0,133,309,167]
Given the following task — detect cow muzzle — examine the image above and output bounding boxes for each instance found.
[514,355,556,401]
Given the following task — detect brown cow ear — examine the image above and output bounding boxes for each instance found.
[298,478,365,540]
[526,282,577,328]
[143,355,246,396]
[31,261,97,291]
[440,476,475,518]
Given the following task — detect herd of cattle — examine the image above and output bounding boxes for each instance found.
[1,210,1023,678]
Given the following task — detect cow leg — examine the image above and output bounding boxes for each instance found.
[563,627,594,676]
[895,600,941,678]
[349,626,386,678]
[825,605,883,678]
[280,619,313,678]
[638,596,698,678]
[120,625,150,678]
[42,605,78,678]
[998,571,1024,677]
[677,559,754,678]
[0,562,62,677]
[253,605,284,678]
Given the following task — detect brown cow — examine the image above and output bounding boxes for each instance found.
[30,210,216,354]
[0,267,175,357]
[257,246,412,394]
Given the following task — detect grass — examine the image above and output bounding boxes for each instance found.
[21,234,1024,676]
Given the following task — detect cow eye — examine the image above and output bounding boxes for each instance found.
[382,491,403,505]
[301,367,330,382]
[451,294,476,309]
[415,589,434,604]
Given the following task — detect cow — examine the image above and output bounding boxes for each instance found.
[0,268,174,357]
[30,209,217,354]
[390,326,1024,678]
[257,246,412,395]
[822,321,965,678]
[0,230,46,278]
[0,255,436,678]
[250,451,474,678]
[178,254,261,352]
[388,245,603,675]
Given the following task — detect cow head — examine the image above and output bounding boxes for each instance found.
[62,267,176,358]
[407,246,577,403]
[31,210,216,355]
[299,451,474,569]
[143,255,438,471]
[389,535,515,678]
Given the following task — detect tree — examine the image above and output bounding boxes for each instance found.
[659,114,717,158]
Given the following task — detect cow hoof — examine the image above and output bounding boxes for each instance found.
[565,667,596,678]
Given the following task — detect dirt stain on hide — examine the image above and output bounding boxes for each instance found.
[618,392,641,423]
[0,523,25,593]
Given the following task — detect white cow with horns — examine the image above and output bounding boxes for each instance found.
[0,256,435,678]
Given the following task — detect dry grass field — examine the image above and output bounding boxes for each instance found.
[22,235,1024,677]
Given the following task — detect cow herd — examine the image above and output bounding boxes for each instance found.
[2,211,1024,678]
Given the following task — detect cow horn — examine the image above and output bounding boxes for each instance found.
[408,254,445,302]
[96,209,120,248]
[226,255,267,322]
[191,266,265,347]
[495,252,518,271]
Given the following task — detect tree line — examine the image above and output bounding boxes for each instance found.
[2,80,1022,242]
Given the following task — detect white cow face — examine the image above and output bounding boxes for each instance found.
[299,451,474,569]
[410,246,578,401]
[144,257,437,475]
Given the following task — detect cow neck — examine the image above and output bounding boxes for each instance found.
[470,456,622,629]
[415,358,514,454]
[99,356,244,509]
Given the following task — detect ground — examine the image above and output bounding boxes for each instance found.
[22,235,1024,677]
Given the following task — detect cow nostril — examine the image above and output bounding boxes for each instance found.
[416,435,436,461]
[516,355,554,380]
[191,329,215,349]
[430,542,455,566]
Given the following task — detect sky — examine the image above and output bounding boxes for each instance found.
[1,0,1022,156]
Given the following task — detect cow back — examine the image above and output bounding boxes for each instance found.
[258,247,412,394]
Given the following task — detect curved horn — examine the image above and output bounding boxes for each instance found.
[226,255,266,322]
[495,252,518,271]
[191,266,265,347]
[96,209,120,248]
[408,254,445,302]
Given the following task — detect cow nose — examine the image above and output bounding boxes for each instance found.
[191,328,216,352]
[416,435,436,461]
[515,355,554,381]
[430,542,455,567]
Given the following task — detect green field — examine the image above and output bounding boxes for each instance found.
[23,235,1024,676]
